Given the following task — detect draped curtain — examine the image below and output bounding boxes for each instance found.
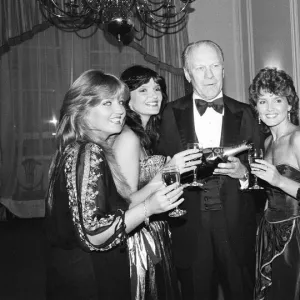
[0,0,189,218]
[0,0,50,55]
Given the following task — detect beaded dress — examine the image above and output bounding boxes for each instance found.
[45,142,131,300]
[127,154,180,300]
[255,164,300,300]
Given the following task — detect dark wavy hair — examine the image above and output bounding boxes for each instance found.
[249,67,299,132]
[120,65,167,152]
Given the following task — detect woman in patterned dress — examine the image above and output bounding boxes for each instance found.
[249,67,300,300]
[45,69,185,300]
[113,65,202,300]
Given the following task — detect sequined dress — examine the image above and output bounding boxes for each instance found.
[45,142,131,300]
[255,164,300,300]
[127,155,180,300]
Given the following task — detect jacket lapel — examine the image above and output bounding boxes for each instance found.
[220,96,243,147]
[173,96,197,150]
[218,96,244,188]
[171,95,244,149]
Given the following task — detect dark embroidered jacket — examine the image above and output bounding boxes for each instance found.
[45,142,127,252]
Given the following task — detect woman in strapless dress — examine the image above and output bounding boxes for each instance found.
[249,67,300,300]
[113,65,202,300]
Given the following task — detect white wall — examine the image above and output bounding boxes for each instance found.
[249,0,300,94]
[187,0,246,102]
[187,0,300,103]
[251,0,293,75]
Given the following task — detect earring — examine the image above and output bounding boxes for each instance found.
[288,111,291,121]
[258,116,261,124]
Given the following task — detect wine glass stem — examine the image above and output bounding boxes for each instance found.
[193,168,197,182]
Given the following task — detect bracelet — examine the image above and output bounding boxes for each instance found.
[296,187,300,201]
[143,199,150,226]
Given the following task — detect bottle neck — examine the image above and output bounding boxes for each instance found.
[223,143,251,157]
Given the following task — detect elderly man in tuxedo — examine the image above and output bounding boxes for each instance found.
[155,40,263,300]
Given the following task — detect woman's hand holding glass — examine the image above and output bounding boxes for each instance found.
[142,149,201,194]
[250,159,281,188]
[247,148,265,189]
[161,165,186,217]
[146,182,184,216]
[186,143,204,187]
[165,149,203,175]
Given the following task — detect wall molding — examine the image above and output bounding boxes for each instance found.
[290,0,300,95]
[246,0,255,82]
[232,0,246,102]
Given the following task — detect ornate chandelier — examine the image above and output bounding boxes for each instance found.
[38,0,194,45]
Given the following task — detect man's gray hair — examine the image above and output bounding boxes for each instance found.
[182,40,224,72]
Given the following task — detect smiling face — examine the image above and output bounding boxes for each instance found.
[184,44,224,100]
[86,97,126,140]
[256,90,291,127]
[129,78,163,125]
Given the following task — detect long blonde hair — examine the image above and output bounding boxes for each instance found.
[48,69,131,211]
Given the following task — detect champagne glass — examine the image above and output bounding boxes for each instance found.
[161,165,186,217]
[186,142,204,187]
[248,148,264,190]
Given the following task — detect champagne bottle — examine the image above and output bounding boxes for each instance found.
[198,141,253,179]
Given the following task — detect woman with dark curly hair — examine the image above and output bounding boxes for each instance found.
[249,67,300,300]
[112,65,202,300]
[122,65,167,153]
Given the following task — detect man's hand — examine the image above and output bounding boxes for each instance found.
[213,156,247,179]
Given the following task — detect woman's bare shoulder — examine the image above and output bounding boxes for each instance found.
[114,125,140,147]
[290,126,300,145]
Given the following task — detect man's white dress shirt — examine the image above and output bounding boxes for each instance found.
[192,92,248,188]
[193,91,224,148]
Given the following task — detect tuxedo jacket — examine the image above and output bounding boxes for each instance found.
[155,93,264,269]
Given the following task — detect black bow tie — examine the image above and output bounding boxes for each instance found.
[195,97,224,116]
